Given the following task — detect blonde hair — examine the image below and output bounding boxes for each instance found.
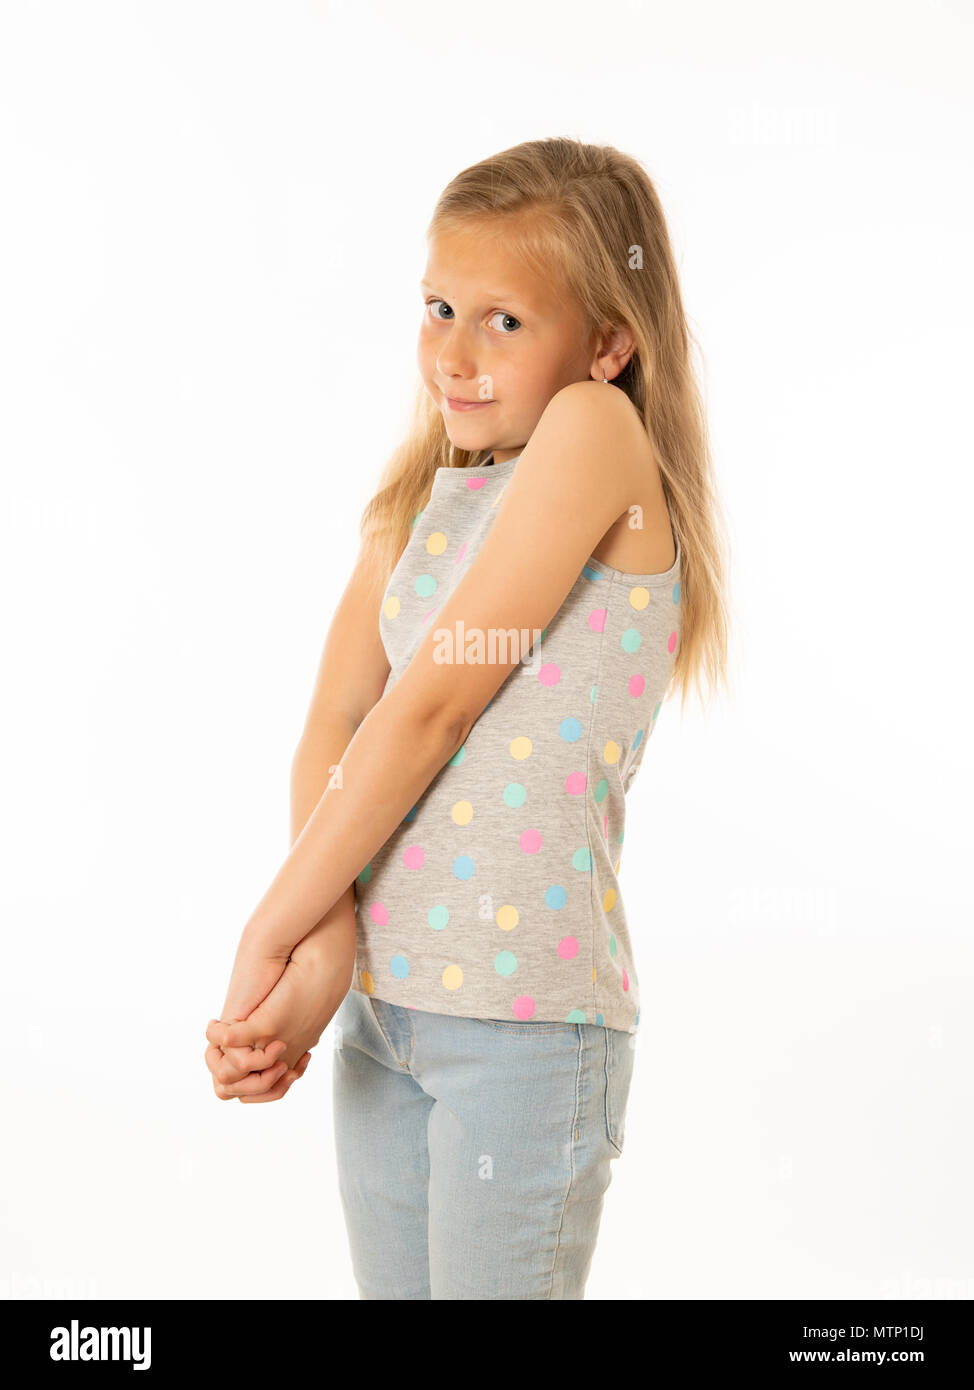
[358,136,731,713]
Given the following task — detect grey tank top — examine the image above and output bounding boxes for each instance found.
[352,450,682,1033]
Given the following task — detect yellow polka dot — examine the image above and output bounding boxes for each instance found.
[383,595,400,620]
[592,966,597,983]
[451,800,473,825]
[361,970,374,994]
[442,964,463,990]
[496,904,520,931]
[615,857,622,874]
[603,888,616,912]
[603,739,620,764]
[629,586,650,610]
[426,531,448,556]
[509,735,533,760]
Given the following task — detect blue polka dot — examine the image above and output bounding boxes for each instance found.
[503,782,527,808]
[545,884,567,910]
[559,716,583,742]
[403,802,419,822]
[453,854,475,881]
[631,729,644,753]
[672,581,680,604]
[390,954,409,979]
[596,1012,604,1027]
[428,905,449,930]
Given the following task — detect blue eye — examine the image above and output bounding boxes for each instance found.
[424,299,521,333]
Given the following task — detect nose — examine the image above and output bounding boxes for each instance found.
[434,322,479,384]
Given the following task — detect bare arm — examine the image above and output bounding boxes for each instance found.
[284,712,360,964]
[237,380,646,960]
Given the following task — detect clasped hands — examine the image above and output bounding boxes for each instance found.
[204,921,356,1104]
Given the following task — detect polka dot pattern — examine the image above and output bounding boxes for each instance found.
[353,459,682,1035]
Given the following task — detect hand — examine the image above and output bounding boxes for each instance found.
[205,931,355,1103]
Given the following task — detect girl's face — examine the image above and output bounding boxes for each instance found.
[418,224,600,464]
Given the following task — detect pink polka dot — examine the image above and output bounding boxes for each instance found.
[628,673,645,697]
[667,630,678,654]
[558,936,579,959]
[513,995,536,1020]
[403,845,425,869]
[564,771,587,795]
[588,608,607,633]
[455,542,467,565]
[519,828,542,854]
[538,663,561,687]
[370,902,388,926]
[622,968,630,991]
[465,477,487,491]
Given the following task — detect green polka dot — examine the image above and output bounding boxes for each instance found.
[428,905,449,930]
[608,934,617,957]
[415,574,437,598]
[494,950,517,976]
[572,846,592,871]
[357,862,372,885]
[594,778,609,804]
[621,628,642,653]
[448,744,466,766]
[565,1009,586,1024]
[503,782,527,808]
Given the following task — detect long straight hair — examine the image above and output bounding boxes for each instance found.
[358,137,731,713]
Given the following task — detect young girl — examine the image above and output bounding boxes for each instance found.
[204,137,729,1299]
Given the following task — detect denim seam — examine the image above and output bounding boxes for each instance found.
[603,1027,623,1155]
[369,997,408,1069]
[544,1023,583,1298]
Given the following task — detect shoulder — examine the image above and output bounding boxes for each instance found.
[514,379,648,505]
[537,378,644,443]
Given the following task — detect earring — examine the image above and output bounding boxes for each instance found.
[601,367,608,384]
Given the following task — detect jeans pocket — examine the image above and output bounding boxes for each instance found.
[478,1017,577,1035]
[603,1026,636,1155]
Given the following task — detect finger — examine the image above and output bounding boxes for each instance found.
[206,1042,261,1089]
[205,1022,286,1073]
[207,1017,271,1052]
[205,1042,255,1087]
[238,1050,312,1105]
[223,1039,287,1077]
[206,1042,288,1094]
[213,1056,290,1100]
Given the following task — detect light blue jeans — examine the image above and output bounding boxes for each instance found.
[330,987,635,1299]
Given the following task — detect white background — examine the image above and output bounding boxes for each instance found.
[1,0,971,1301]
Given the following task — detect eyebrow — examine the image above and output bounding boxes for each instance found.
[419,279,530,310]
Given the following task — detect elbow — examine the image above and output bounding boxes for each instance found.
[393,687,472,756]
